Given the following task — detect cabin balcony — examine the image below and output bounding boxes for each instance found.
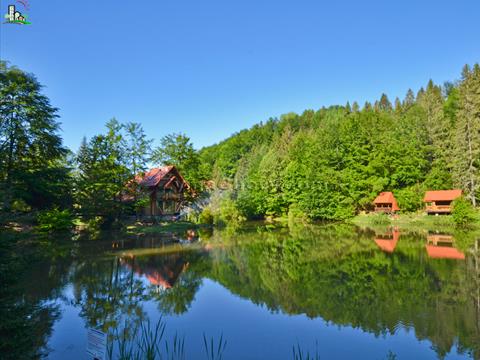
[425,205,452,214]
[374,206,393,213]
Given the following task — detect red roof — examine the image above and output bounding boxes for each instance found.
[425,245,465,260]
[138,166,175,187]
[373,192,400,211]
[423,189,462,202]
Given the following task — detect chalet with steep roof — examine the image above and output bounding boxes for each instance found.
[136,166,191,216]
[423,189,462,215]
[373,192,400,213]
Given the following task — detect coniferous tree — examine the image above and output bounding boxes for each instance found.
[124,122,152,176]
[403,89,415,109]
[75,120,130,224]
[378,93,392,112]
[352,101,360,113]
[453,64,480,206]
[418,80,452,188]
[394,97,402,113]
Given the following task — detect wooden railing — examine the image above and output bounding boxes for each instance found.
[426,205,452,213]
[374,206,393,213]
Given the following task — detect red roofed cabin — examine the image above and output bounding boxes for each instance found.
[373,192,400,213]
[137,166,190,216]
[423,190,462,215]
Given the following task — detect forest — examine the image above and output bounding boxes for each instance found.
[1,60,480,225]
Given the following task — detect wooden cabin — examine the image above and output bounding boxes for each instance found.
[137,166,191,216]
[373,192,400,213]
[423,189,462,215]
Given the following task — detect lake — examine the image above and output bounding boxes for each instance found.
[3,223,480,359]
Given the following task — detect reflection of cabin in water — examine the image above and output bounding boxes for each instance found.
[374,229,400,253]
[425,233,465,260]
[373,192,400,213]
[423,190,462,215]
[136,166,191,216]
[121,253,189,290]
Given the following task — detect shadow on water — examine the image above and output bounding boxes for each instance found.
[1,223,480,359]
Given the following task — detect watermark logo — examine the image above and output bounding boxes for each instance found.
[4,2,31,25]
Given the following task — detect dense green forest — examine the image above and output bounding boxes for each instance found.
[199,65,480,220]
[1,60,479,224]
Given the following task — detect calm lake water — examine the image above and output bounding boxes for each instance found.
[5,223,480,359]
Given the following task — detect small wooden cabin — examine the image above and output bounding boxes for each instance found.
[137,166,190,216]
[373,192,400,213]
[423,189,462,215]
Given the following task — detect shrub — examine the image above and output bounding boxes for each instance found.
[452,197,477,227]
[198,207,214,225]
[11,199,31,213]
[37,208,74,233]
[213,198,246,227]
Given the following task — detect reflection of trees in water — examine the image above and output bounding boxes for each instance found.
[3,227,479,359]
[0,233,72,359]
[69,247,210,337]
[206,225,480,359]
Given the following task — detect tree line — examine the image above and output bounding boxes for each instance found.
[199,64,480,220]
[1,60,479,224]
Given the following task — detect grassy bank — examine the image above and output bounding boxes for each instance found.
[125,221,206,235]
[350,212,480,233]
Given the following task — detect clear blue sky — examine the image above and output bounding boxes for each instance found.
[1,0,479,151]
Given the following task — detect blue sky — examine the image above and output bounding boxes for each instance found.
[1,0,479,151]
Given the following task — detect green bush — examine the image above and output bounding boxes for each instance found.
[11,199,31,213]
[452,197,477,227]
[198,207,214,225]
[213,198,246,227]
[37,208,74,233]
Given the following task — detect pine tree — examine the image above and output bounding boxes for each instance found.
[453,64,480,206]
[345,101,352,113]
[352,101,360,113]
[378,93,393,111]
[394,97,402,113]
[403,89,415,108]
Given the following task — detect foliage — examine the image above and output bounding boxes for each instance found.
[152,133,205,193]
[36,208,74,233]
[0,61,72,211]
[452,197,477,227]
[198,207,214,225]
[198,64,480,220]
[395,185,423,212]
[212,196,246,228]
[73,119,155,226]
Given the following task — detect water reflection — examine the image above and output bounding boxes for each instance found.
[3,224,480,359]
[374,227,400,253]
[426,233,466,260]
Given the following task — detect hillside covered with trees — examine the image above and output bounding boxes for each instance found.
[199,64,480,220]
[1,61,479,224]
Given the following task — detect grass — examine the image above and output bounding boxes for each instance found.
[350,211,480,233]
[126,221,203,235]
[106,318,227,360]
